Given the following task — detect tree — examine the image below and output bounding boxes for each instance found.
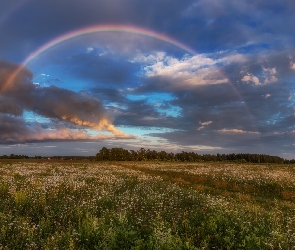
[96,147,110,161]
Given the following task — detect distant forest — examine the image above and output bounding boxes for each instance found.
[0,154,94,161]
[1,149,295,164]
[0,154,29,159]
[96,147,295,164]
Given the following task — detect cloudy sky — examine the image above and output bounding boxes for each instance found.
[1,0,295,158]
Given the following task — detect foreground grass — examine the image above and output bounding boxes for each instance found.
[0,161,294,249]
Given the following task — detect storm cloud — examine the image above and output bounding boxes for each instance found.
[0,59,134,143]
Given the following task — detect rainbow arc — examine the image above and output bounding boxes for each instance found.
[1,24,195,93]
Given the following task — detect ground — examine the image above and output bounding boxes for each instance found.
[0,160,294,249]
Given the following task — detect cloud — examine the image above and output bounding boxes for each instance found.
[136,54,229,91]
[262,67,278,84]
[0,96,23,115]
[82,48,295,158]
[197,121,213,130]
[240,66,278,85]
[31,87,108,129]
[134,50,288,95]
[217,53,249,65]
[147,127,295,157]
[241,74,261,85]
[112,99,179,129]
[132,51,167,63]
[218,129,260,135]
[0,59,133,143]
[2,0,295,158]
[290,62,295,70]
[2,0,295,63]
[87,47,94,53]
[68,50,141,85]
[0,113,132,144]
[0,114,88,143]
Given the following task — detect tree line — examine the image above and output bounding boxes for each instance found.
[0,149,293,163]
[0,154,29,159]
[95,147,288,164]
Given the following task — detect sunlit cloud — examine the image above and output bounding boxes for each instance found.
[0,60,134,142]
[143,54,228,89]
[241,74,261,85]
[218,129,260,135]
[197,121,213,130]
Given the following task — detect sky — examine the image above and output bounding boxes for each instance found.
[0,0,295,158]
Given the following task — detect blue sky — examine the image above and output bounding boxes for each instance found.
[1,0,295,158]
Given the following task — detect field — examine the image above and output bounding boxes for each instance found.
[0,161,295,249]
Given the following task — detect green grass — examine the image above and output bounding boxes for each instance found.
[0,161,294,249]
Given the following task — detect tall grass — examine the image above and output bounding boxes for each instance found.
[0,161,294,249]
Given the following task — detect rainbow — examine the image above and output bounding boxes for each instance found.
[1,24,259,137]
[1,24,195,93]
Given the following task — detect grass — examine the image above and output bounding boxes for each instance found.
[0,161,294,249]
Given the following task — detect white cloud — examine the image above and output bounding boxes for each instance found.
[241,74,261,85]
[200,121,213,126]
[290,62,295,70]
[242,67,278,85]
[262,67,278,84]
[218,53,248,64]
[197,121,213,130]
[87,47,94,53]
[143,54,228,88]
[145,54,216,76]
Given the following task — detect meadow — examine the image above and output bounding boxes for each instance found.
[0,161,294,249]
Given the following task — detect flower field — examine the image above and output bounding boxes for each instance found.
[0,161,294,249]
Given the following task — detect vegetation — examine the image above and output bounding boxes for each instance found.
[0,154,29,159]
[95,147,286,164]
[1,147,292,163]
[0,161,294,249]
[0,155,95,161]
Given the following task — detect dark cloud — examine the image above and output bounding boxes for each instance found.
[90,88,126,104]
[0,0,195,61]
[112,49,295,157]
[2,0,295,157]
[88,72,195,130]
[0,60,108,126]
[0,96,23,116]
[0,59,133,143]
[148,128,295,156]
[0,112,110,144]
[31,87,107,127]
[0,113,29,143]
[1,0,295,61]
[91,87,179,129]
[68,51,140,86]
[180,0,295,51]
[114,99,179,128]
